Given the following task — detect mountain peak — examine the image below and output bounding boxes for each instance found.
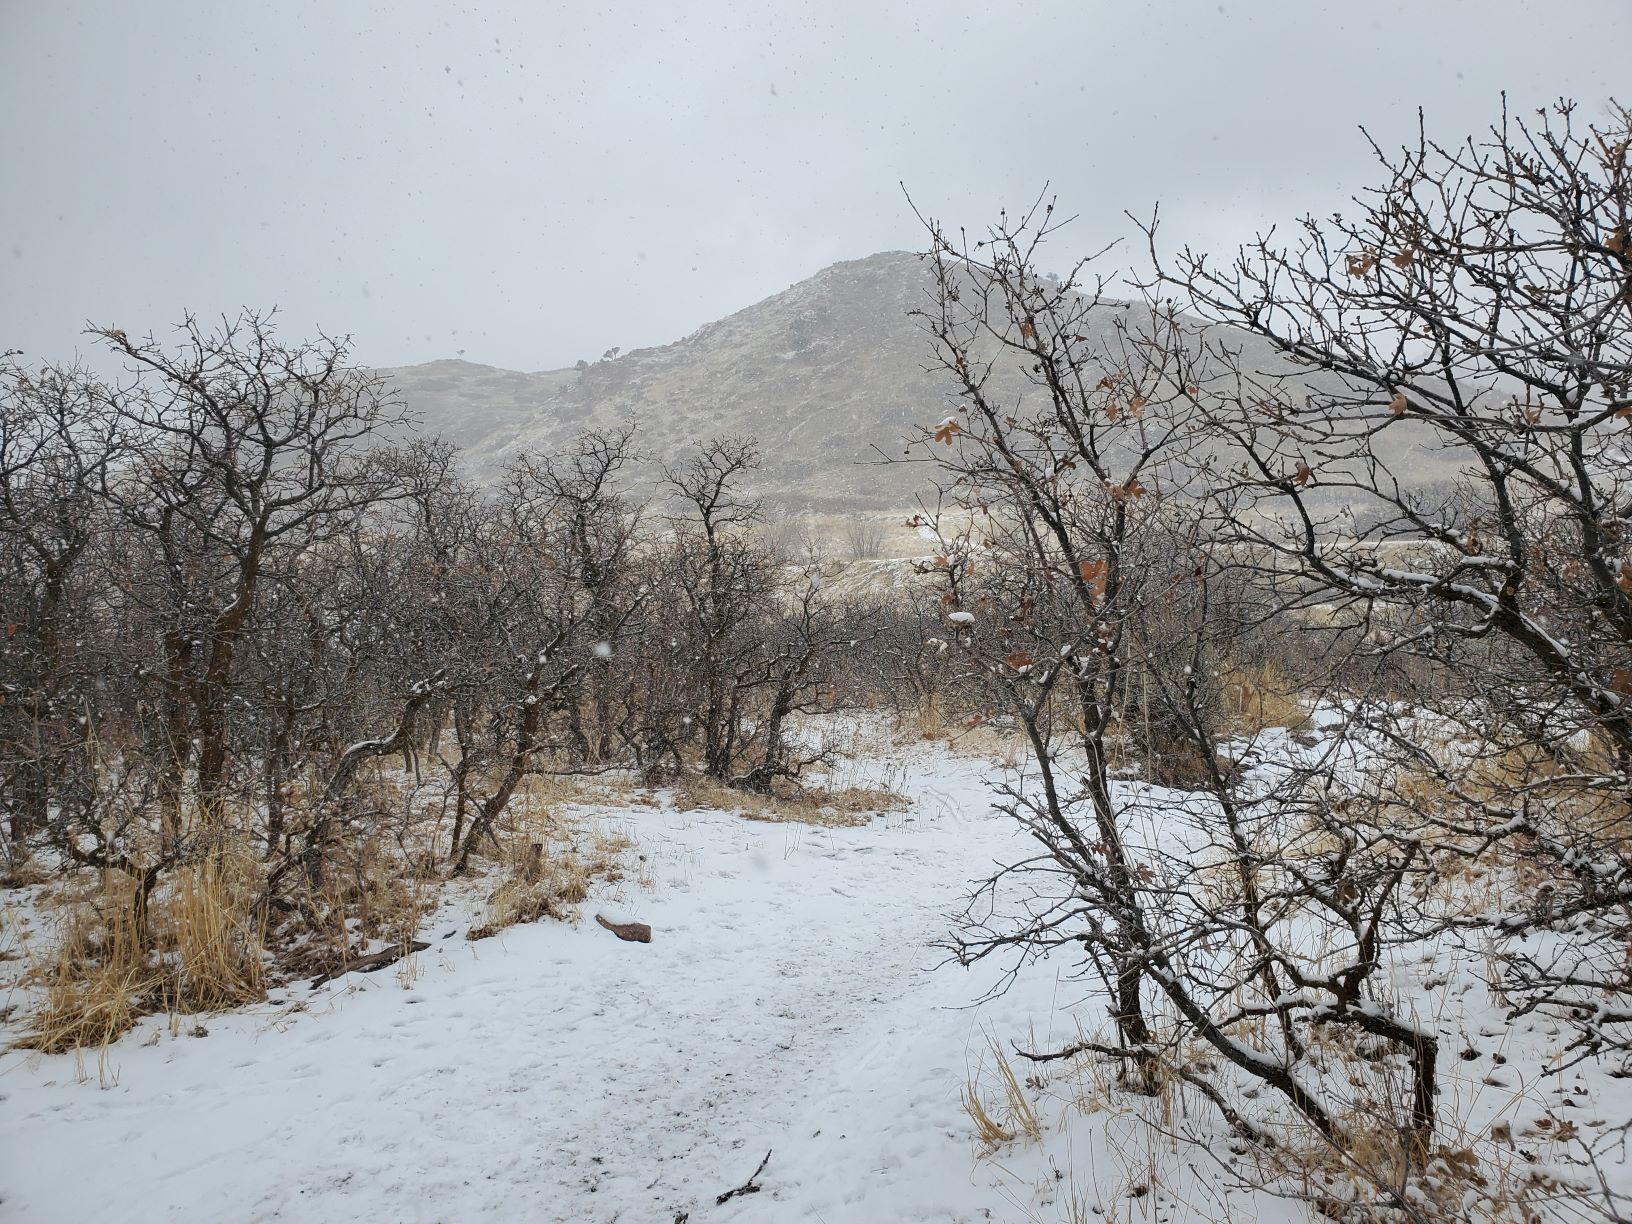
[378,251,1147,510]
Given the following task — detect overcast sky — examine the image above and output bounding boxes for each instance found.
[2,1,1621,373]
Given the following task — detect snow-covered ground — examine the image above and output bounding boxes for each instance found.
[0,742,1092,1223]
[4,732,1627,1223]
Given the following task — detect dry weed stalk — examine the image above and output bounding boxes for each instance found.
[13,878,152,1054]
[964,1033,1045,1151]
[466,808,634,941]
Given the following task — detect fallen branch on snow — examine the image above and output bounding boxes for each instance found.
[715,1150,771,1205]
[309,941,431,989]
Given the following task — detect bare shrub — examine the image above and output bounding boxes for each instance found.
[843,515,886,560]
[1150,99,1632,1071]
[902,196,1474,1189]
[906,94,1632,1221]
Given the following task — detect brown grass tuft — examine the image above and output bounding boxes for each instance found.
[1221,661,1311,736]
[673,774,906,827]
[12,882,152,1054]
[467,814,633,941]
[962,1034,1043,1150]
[160,856,266,1011]
[1,852,52,890]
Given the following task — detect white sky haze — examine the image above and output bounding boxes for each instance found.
[1,1,1621,371]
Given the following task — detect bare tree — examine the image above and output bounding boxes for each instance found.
[908,197,1218,1076]
[96,312,410,850]
[1149,98,1632,1067]
[908,195,1465,1181]
[659,438,777,783]
[0,358,123,843]
[442,431,645,874]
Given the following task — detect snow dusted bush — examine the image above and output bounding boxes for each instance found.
[913,96,1632,1220]
[0,327,890,1039]
[1157,99,1632,1083]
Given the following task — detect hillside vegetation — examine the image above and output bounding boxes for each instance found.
[3,98,1631,1224]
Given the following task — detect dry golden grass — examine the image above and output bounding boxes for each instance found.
[1203,1021,1576,1224]
[11,838,275,1053]
[5,765,656,1047]
[962,1034,1044,1150]
[738,784,907,827]
[506,769,659,812]
[1259,1121,1560,1224]
[0,852,52,889]
[672,773,906,827]
[12,879,152,1054]
[466,808,634,942]
[896,696,1029,760]
[918,716,1032,767]
[261,772,452,978]
[916,699,946,741]
[1221,661,1311,736]
[1015,1004,1555,1223]
[1374,732,1631,926]
[963,1082,1019,1147]
[907,697,953,743]
[161,856,266,1011]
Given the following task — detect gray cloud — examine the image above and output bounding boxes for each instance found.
[1,0,1621,372]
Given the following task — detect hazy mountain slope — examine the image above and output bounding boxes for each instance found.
[503,251,962,507]
[382,251,1113,509]
[379,251,1462,510]
[380,359,579,455]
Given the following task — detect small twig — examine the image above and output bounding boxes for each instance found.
[714,1149,771,1205]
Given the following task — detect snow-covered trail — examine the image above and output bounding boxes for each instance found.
[1,747,1088,1224]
